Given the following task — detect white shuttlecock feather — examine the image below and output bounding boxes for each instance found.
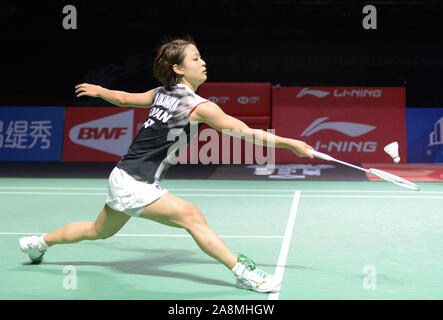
[384,142,400,163]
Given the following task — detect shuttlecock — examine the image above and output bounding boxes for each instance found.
[384,142,400,163]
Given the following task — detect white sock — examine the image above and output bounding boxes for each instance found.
[37,235,48,250]
[232,262,246,277]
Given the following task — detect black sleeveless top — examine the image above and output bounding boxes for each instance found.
[116,84,208,183]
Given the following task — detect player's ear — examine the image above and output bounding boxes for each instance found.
[172,64,184,76]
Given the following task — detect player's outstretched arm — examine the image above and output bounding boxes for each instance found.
[190,101,314,158]
[75,83,155,108]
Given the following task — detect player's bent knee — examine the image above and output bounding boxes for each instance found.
[96,228,116,240]
[90,223,114,240]
[93,231,113,240]
[99,233,113,240]
[181,204,207,230]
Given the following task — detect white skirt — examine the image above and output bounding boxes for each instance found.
[105,167,168,217]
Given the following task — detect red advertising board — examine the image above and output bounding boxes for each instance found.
[274,87,405,108]
[63,107,149,162]
[362,164,443,182]
[176,122,273,165]
[272,87,406,163]
[187,82,273,164]
[63,83,274,163]
[196,82,272,117]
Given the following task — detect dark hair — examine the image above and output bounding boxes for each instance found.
[153,36,196,88]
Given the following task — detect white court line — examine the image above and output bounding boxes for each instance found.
[1,187,442,194]
[300,195,443,199]
[0,232,282,239]
[0,192,442,199]
[0,192,290,197]
[0,187,107,190]
[171,188,442,194]
[0,192,108,195]
[269,190,301,300]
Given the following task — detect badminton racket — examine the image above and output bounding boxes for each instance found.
[309,150,420,191]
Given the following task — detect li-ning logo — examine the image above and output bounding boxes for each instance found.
[301,117,376,137]
[297,88,383,98]
[296,88,330,98]
[334,89,382,98]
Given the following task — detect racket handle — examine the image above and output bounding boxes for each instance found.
[309,150,335,161]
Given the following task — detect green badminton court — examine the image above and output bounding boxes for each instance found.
[1,177,442,300]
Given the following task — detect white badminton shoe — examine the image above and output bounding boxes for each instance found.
[19,236,48,264]
[232,254,281,293]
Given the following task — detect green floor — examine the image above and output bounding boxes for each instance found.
[0,178,442,299]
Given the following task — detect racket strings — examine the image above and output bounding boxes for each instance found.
[369,168,420,191]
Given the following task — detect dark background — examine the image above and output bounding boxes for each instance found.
[1,0,443,107]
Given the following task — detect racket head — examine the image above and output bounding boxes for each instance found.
[368,168,420,191]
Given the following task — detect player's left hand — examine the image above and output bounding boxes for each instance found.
[75,83,102,98]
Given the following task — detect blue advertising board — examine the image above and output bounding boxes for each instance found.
[406,108,443,163]
[0,107,65,161]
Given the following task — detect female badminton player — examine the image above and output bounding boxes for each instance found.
[19,37,314,293]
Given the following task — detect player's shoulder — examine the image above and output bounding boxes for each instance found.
[181,86,210,108]
[191,99,218,112]
[189,100,224,122]
[150,86,164,98]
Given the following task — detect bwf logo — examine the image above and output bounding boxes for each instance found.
[77,127,127,139]
[69,110,133,156]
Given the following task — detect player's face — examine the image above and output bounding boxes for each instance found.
[178,44,207,89]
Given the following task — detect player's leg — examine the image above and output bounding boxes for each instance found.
[43,205,130,246]
[139,192,282,293]
[138,192,238,269]
[19,205,130,263]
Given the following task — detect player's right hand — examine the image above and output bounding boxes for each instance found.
[75,83,102,98]
[289,139,315,159]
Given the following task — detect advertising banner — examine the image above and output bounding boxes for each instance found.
[196,82,272,116]
[272,87,407,163]
[406,108,443,163]
[362,163,443,181]
[187,82,273,164]
[62,105,272,164]
[0,107,65,161]
[276,86,405,108]
[62,107,149,162]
